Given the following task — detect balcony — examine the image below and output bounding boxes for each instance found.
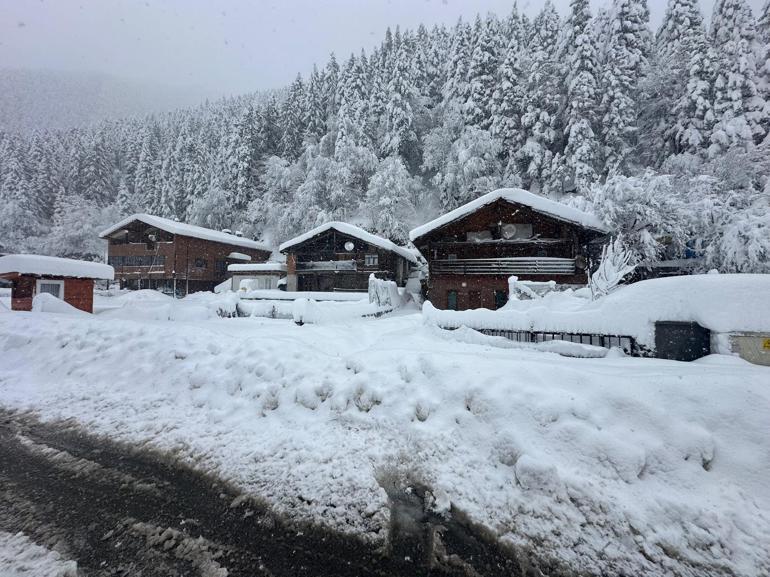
[296,260,357,272]
[432,257,577,276]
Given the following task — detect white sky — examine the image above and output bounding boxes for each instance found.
[0,0,766,99]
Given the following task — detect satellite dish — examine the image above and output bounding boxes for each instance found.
[344,241,355,251]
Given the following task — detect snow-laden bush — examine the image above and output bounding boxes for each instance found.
[589,236,636,300]
[368,274,402,308]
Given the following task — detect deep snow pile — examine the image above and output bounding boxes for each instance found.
[425,274,770,347]
[0,304,769,576]
[0,532,77,577]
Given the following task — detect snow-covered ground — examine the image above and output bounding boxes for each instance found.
[0,532,77,577]
[1,290,769,576]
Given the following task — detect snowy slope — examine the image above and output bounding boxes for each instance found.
[0,303,768,576]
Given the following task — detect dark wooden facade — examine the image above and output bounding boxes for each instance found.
[412,198,607,310]
[103,220,271,294]
[1,274,95,312]
[282,228,413,292]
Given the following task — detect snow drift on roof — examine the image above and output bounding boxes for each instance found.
[0,254,114,280]
[279,221,418,264]
[409,188,610,242]
[99,214,271,252]
[227,252,252,261]
[228,263,287,273]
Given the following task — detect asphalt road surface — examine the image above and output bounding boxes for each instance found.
[0,409,550,577]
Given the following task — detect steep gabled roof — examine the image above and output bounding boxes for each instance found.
[409,188,610,243]
[279,221,418,264]
[0,254,114,280]
[99,214,271,252]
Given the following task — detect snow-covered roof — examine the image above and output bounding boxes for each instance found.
[227,252,252,261]
[99,214,271,252]
[228,262,287,273]
[0,254,114,280]
[279,221,418,264]
[409,188,610,242]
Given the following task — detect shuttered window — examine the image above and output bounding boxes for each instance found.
[36,280,64,299]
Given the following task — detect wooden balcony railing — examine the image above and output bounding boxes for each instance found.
[432,257,576,276]
[296,260,357,272]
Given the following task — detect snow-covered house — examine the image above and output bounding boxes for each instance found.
[279,222,418,292]
[228,262,287,291]
[100,214,272,295]
[410,189,609,310]
[0,254,114,313]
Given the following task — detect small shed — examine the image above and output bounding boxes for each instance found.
[228,262,287,291]
[0,254,114,313]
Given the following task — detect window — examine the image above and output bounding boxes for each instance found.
[215,260,227,273]
[365,254,378,267]
[447,290,458,311]
[194,258,207,269]
[494,290,508,310]
[36,279,64,299]
[447,254,458,260]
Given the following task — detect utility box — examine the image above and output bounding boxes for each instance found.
[728,333,770,367]
[655,321,711,362]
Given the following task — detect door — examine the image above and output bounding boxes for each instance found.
[447,290,458,310]
[493,290,508,310]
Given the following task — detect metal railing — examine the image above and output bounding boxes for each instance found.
[432,257,576,276]
[296,260,357,272]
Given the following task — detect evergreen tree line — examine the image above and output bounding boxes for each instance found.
[1,0,769,272]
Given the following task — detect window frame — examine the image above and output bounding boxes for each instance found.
[36,279,65,300]
[364,254,379,267]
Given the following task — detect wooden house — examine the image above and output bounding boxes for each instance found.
[100,214,272,295]
[0,254,114,313]
[279,222,417,292]
[409,188,609,310]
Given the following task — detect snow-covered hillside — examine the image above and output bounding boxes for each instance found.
[0,293,768,576]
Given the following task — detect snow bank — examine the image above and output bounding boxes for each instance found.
[0,254,114,280]
[99,213,270,252]
[0,532,77,577]
[1,301,769,576]
[409,187,609,242]
[241,289,367,302]
[279,221,418,264]
[97,290,237,321]
[31,293,88,315]
[424,274,770,347]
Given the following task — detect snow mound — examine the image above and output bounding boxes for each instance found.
[0,532,77,577]
[32,293,88,315]
[1,304,769,576]
[425,274,770,347]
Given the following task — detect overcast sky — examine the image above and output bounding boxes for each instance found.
[1,0,766,100]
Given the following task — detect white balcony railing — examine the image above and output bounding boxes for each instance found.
[432,257,576,276]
